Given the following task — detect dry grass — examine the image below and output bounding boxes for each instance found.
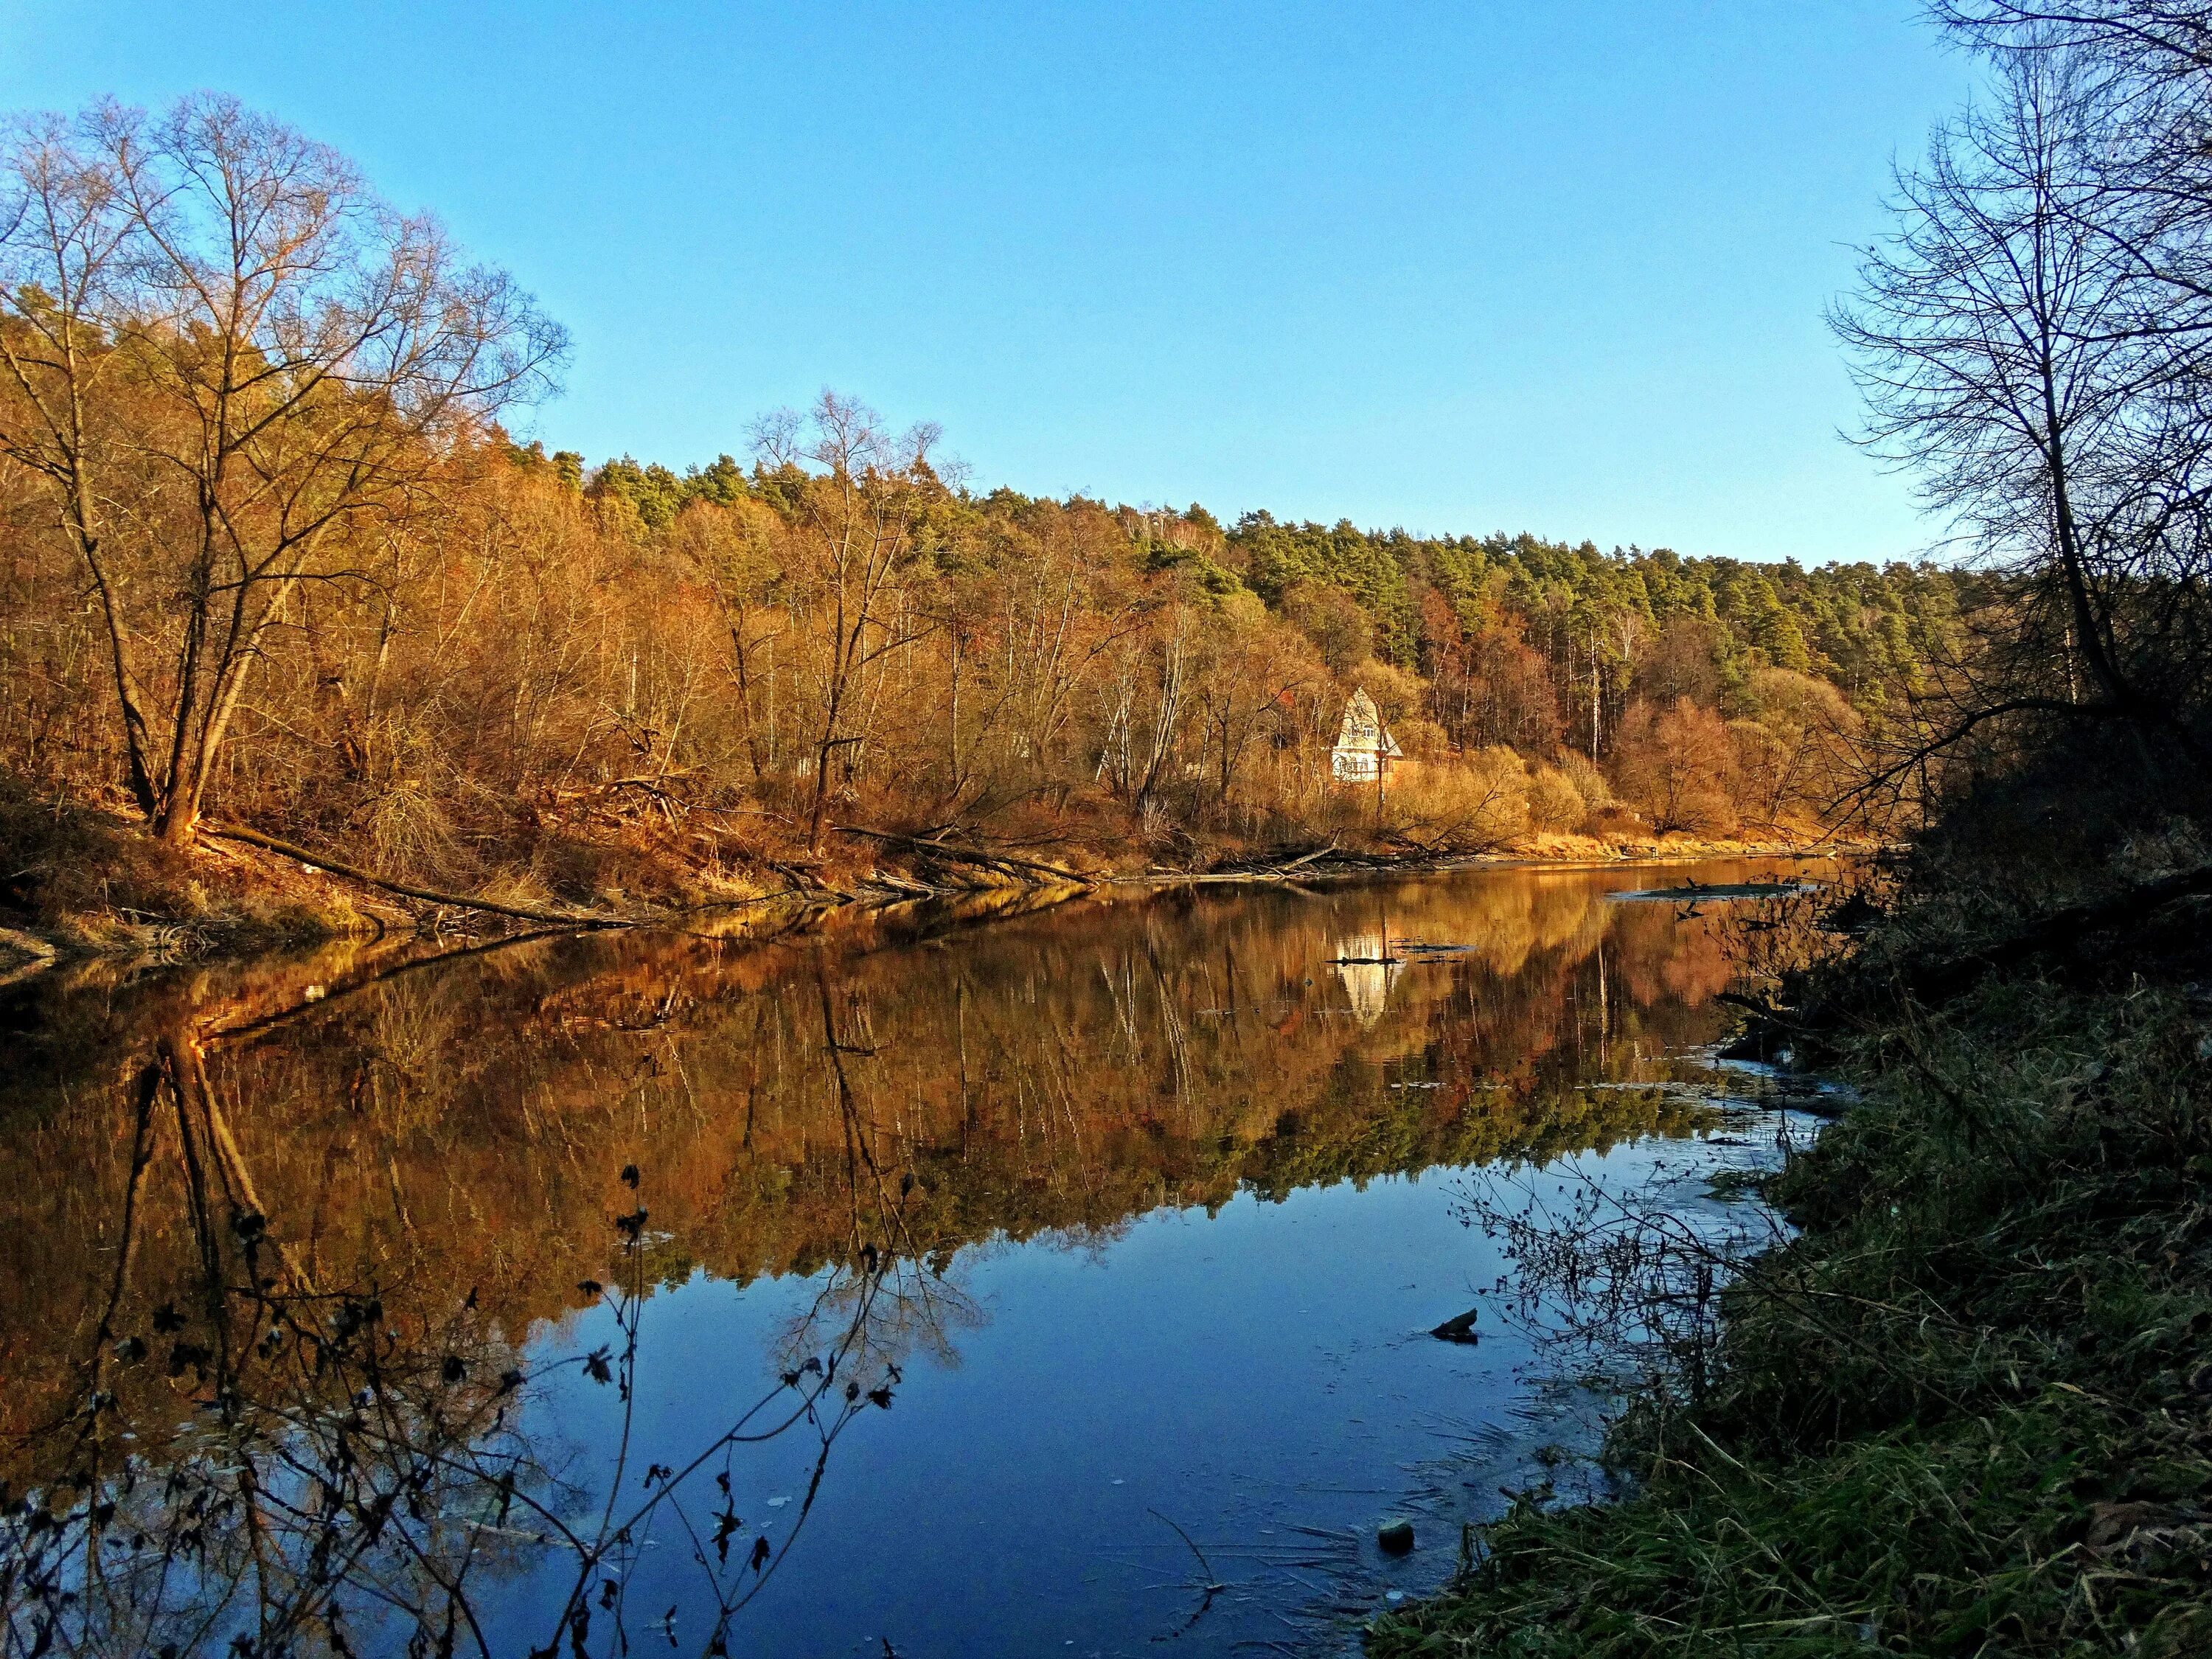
[0,779,372,959]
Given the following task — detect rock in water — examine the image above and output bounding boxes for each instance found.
[1430,1307,1479,1343]
[1377,1520,1416,1555]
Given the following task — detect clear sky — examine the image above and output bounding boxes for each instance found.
[0,1,1975,565]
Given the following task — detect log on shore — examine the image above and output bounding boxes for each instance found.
[198,823,641,930]
[831,824,1093,886]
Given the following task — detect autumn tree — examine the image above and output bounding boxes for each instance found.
[0,96,563,843]
[1613,697,1737,835]
[1728,668,1861,830]
[751,392,945,849]
[670,493,783,784]
[1190,605,1316,807]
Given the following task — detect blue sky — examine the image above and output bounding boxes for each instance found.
[0,2,1974,564]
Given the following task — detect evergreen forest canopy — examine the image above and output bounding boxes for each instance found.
[0,96,1975,923]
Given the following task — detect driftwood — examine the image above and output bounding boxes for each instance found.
[198,823,639,930]
[0,925,58,986]
[868,869,940,898]
[1142,842,1455,885]
[0,925,57,962]
[1285,845,1464,873]
[832,824,1091,886]
[1431,1307,1480,1343]
[761,857,852,901]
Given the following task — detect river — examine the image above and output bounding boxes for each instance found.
[0,858,1829,1658]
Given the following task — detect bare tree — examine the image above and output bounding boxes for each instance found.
[0,96,564,842]
[1933,3,2212,69]
[751,392,942,849]
[1193,613,1311,807]
[1832,37,2212,776]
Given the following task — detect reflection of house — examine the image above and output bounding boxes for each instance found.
[1332,931,1402,1026]
[1331,688,1403,783]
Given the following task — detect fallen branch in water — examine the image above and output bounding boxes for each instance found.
[1716,990,1792,1023]
[867,869,939,898]
[1270,841,1339,874]
[831,824,1091,886]
[1147,1507,1225,1639]
[198,823,639,930]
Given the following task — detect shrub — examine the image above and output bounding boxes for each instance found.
[1526,762,1589,832]
[1559,750,1613,812]
[1381,748,1529,850]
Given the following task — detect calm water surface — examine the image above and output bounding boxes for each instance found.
[0,860,1822,1657]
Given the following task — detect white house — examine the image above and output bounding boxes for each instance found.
[1330,688,1403,783]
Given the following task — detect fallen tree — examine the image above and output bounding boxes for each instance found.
[198,823,641,931]
[831,824,1093,887]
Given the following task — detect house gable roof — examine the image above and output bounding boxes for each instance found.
[1333,688,1403,758]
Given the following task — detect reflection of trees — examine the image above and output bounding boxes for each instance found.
[0,862,1801,1652]
[6,1027,547,1658]
[3,1017,939,1658]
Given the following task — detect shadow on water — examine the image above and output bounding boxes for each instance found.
[0,858,1829,1658]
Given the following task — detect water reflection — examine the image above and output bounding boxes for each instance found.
[0,860,1818,1656]
[1330,932,1402,1026]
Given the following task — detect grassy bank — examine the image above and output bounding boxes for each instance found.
[1368,908,2212,1653]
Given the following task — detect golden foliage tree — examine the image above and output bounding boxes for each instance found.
[0,95,563,843]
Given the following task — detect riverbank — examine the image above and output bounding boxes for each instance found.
[1367,896,2212,1655]
[0,780,1848,968]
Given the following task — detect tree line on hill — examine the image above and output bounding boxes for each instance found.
[0,97,1980,917]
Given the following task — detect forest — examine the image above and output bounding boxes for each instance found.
[0,105,1976,950]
